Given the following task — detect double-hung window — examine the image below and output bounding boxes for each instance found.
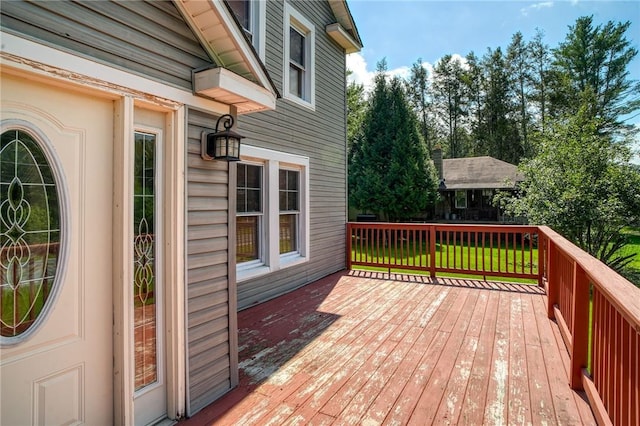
[236,163,263,264]
[279,169,299,255]
[284,4,315,108]
[227,0,266,59]
[235,146,308,280]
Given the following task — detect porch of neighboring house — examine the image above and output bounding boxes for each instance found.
[182,223,638,425]
[182,271,595,425]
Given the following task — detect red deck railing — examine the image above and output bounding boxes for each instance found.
[540,226,639,426]
[347,222,640,425]
[347,222,541,282]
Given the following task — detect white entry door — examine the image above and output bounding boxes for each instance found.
[1,74,114,424]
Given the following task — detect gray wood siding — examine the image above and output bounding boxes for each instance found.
[235,0,348,309]
[186,108,234,415]
[0,0,212,89]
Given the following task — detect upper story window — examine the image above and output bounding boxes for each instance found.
[228,0,266,60]
[283,4,315,109]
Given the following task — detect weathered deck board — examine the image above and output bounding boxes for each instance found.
[181,271,596,426]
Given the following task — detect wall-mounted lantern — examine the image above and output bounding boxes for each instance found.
[201,114,244,161]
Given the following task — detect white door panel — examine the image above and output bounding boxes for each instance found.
[1,75,114,425]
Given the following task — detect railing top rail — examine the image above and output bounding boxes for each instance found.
[539,225,640,329]
[348,222,539,232]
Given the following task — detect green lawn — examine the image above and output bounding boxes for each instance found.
[619,227,640,287]
[351,242,539,284]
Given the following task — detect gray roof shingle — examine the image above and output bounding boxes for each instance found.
[441,156,523,190]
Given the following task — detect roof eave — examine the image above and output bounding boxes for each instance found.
[326,23,361,53]
[174,0,277,113]
[327,0,363,49]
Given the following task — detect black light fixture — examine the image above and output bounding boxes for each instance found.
[201,114,244,161]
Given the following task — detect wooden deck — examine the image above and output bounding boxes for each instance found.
[181,271,596,425]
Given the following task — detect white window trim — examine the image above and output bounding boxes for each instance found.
[253,1,266,61]
[236,145,309,282]
[230,1,266,61]
[283,3,316,110]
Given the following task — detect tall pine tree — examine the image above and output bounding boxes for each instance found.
[349,62,439,221]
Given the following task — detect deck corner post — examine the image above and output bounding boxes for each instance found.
[569,264,590,390]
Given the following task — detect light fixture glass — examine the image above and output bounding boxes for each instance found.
[201,114,244,161]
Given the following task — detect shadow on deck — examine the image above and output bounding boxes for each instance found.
[181,270,595,425]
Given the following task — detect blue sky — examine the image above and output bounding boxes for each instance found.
[347,0,639,89]
[345,0,640,158]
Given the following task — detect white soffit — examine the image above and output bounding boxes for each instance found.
[194,67,276,114]
[326,23,361,54]
[327,0,363,50]
[175,0,276,112]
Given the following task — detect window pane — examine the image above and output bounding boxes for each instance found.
[455,190,467,209]
[133,132,157,391]
[237,164,262,214]
[288,170,299,190]
[279,214,297,254]
[279,170,299,212]
[246,164,261,189]
[289,66,302,98]
[237,162,246,187]
[289,27,304,66]
[246,188,261,212]
[287,192,298,211]
[228,0,250,32]
[237,216,259,262]
[0,130,62,339]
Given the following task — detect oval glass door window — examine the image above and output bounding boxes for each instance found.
[1,129,62,341]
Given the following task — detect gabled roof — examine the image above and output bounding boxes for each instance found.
[442,156,523,190]
[174,0,278,114]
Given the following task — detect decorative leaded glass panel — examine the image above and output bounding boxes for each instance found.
[0,129,61,339]
[133,132,158,391]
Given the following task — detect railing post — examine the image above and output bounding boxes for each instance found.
[569,264,589,390]
[346,223,352,270]
[537,231,545,287]
[429,225,436,278]
[547,241,559,319]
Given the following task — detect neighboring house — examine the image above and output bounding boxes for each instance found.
[433,147,523,222]
[0,1,361,424]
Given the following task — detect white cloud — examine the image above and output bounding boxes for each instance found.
[347,53,433,93]
[521,1,554,16]
[347,52,375,89]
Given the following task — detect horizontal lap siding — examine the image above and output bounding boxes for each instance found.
[0,0,211,89]
[236,0,348,309]
[186,108,234,415]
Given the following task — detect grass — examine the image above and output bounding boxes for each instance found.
[619,227,640,267]
[618,227,640,287]
[351,241,539,284]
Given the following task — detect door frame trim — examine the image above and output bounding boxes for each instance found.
[113,96,136,424]
[113,97,186,423]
